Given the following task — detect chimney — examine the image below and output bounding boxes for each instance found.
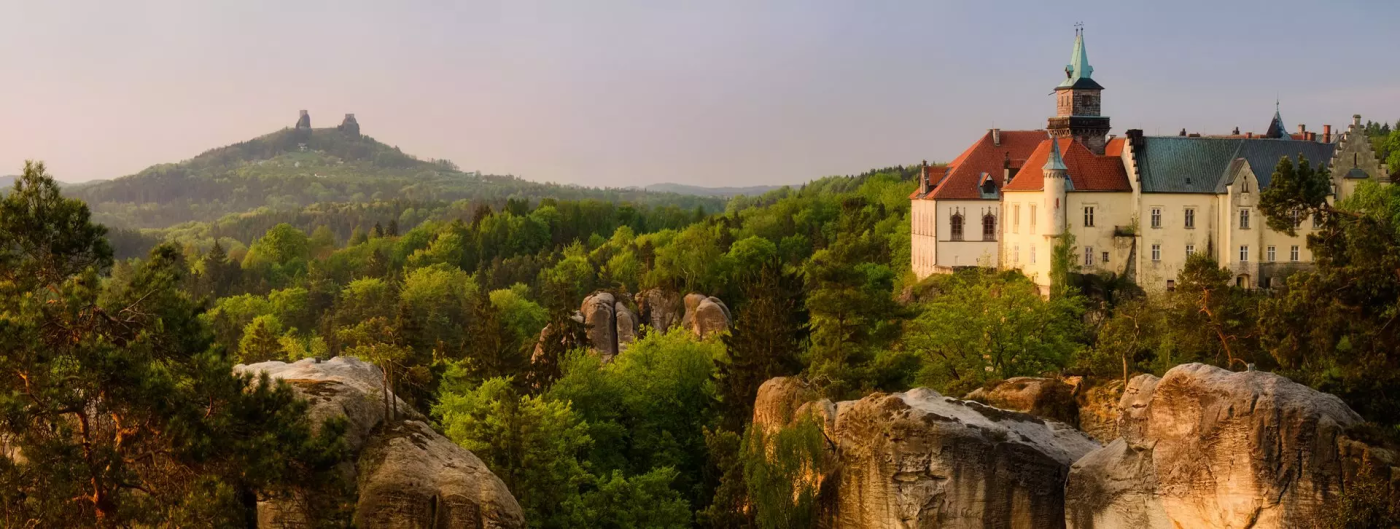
[1298,124,1306,136]
[991,128,1001,147]
[918,160,929,195]
[1003,152,1012,184]
[1246,132,1254,139]
[1306,132,1316,142]
[1323,124,1332,143]
[1179,128,1187,136]
[1232,127,1240,135]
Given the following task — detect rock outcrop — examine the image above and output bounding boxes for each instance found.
[237,357,525,529]
[692,297,730,339]
[635,288,683,332]
[581,292,619,360]
[754,377,1099,529]
[578,291,642,361]
[1066,363,1380,529]
[295,109,311,129]
[614,302,638,355]
[965,376,1080,426]
[1074,379,1123,443]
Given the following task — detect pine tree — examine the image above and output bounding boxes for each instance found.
[387,218,399,237]
[463,296,530,385]
[0,162,345,526]
[370,221,384,239]
[239,316,285,363]
[717,260,808,431]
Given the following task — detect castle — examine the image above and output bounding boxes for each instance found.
[911,29,1391,294]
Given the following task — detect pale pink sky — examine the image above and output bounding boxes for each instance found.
[1,1,1395,187]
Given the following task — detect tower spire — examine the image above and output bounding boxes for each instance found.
[1060,24,1094,88]
[1044,137,1068,172]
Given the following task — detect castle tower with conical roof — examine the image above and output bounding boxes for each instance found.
[1047,28,1110,154]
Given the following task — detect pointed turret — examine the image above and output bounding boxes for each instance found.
[1264,102,1288,139]
[1043,138,1069,237]
[1043,138,1068,172]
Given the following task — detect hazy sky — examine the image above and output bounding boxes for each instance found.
[1,1,1396,187]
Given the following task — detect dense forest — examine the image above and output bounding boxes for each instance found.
[4,119,1400,526]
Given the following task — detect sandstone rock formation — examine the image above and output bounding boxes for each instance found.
[752,377,820,436]
[754,377,1099,529]
[295,109,311,129]
[679,293,707,331]
[635,288,683,332]
[578,291,643,361]
[1066,363,1379,529]
[581,292,618,360]
[965,376,1080,426]
[237,357,524,529]
[614,302,638,355]
[692,297,730,339]
[1074,379,1123,443]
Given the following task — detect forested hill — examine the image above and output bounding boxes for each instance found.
[68,125,723,229]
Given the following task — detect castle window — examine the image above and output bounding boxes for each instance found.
[1267,245,1276,262]
[1102,251,1110,264]
[982,213,996,241]
[1239,245,1250,262]
[1151,244,1161,262]
[1150,207,1162,229]
[1012,204,1020,234]
[1313,213,1323,229]
[1084,206,1096,227]
[1030,205,1037,233]
[1084,246,1094,267]
[1030,245,1037,264]
[950,212,964,241]
[1238,209,1250,229]
[1166,279,1176,291]
[1013,245,1020,265]
[1186,244,1195,257]
[1184,208,1196,229]
[1290,245,1299,261]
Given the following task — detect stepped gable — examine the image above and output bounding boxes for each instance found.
[923,129,1045,199]
[1004,137,1130,192]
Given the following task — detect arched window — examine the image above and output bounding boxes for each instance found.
[950,213,964,241]
[982,213,996,241]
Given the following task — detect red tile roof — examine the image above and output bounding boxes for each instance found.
[1103,137,1126,157]
[908,165,950,199]
[1003,138,1131,192]
[919,130,1046,200]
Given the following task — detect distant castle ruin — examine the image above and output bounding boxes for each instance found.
[339,113,361,136]
[292,110,362,136]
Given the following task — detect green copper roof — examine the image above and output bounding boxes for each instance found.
[1058,29,1095,89]
[1044,138,1068,171]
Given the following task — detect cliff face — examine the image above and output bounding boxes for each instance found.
[756,365,1399,529]
[237,357,525,529]
[753,378,1099,529]
[1066,363,1390,529]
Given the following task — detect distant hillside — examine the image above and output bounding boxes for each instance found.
[69,122,722,229]
[644,182,786,198]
